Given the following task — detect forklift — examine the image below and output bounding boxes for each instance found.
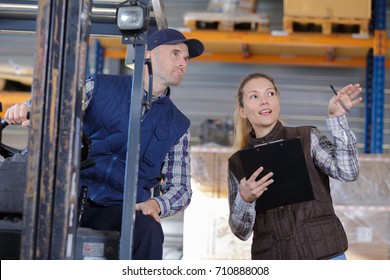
[0,0,167,260]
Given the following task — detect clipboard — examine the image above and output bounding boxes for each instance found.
[239,137,314,212]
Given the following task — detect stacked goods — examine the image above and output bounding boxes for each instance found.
[183,0,269,33]
[183,145,252,259]
[283,0,371,35]
[183,11,269,32]
[207,0,257,14]
[190,145,233,198]
[331,155,390,260]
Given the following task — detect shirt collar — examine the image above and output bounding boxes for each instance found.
[145,87,170,102]
[248,120,285,146]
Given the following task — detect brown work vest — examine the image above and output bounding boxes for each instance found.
[228,122,348,259]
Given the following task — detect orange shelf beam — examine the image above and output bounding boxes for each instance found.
[181,31,376,48]
[98,31,390,67]
[194,53,378,68]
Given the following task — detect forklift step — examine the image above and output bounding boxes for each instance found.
[0,160,26,214]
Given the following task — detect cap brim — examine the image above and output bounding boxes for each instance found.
[165,38,204,58]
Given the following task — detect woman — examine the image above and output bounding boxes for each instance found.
[227,72,362,260]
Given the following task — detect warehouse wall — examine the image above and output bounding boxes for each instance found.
[171,63,375,150]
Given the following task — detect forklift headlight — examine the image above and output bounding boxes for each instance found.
[116,5,145,31]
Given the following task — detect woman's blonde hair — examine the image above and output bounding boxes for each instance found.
[233,73,280,151]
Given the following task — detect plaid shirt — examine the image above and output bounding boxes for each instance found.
[228,115,359,240]
[84,77,192,218]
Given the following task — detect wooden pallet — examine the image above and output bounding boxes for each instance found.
[207,0,258,14]
[184,12,269,33]
[283,16,370,35]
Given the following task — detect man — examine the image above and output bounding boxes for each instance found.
[4,28,204,259]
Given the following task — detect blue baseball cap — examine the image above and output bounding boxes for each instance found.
[147,28,204,58]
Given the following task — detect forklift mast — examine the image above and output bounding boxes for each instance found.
[0,0,167,260]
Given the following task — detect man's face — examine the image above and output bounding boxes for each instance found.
[149,43,190,88]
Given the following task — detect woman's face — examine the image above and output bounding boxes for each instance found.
[238,77,280,138]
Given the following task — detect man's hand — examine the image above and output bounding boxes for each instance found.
[4,103,31,127]
[135,199,161,222]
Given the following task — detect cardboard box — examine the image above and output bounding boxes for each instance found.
[190,145,233,198]
[184,12,269,32]
[331,155,390,260]
[331,155,390,206]
[183,190,252,259]
[335,206,390,260]
[283,0,371,19]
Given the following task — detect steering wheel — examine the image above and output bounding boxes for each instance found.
[0,119,25,159]
[0,118,94,169]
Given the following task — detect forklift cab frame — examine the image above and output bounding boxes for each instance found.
[0,0,167,260]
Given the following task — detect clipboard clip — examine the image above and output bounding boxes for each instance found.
[254,139,284,148]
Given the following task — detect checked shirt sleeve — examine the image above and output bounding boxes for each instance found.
[227,167,256,241]
[311,115,360,182]
[154,130,192,218]
[82,76,95,111]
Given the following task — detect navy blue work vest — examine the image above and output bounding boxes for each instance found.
[80,74,190,205]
